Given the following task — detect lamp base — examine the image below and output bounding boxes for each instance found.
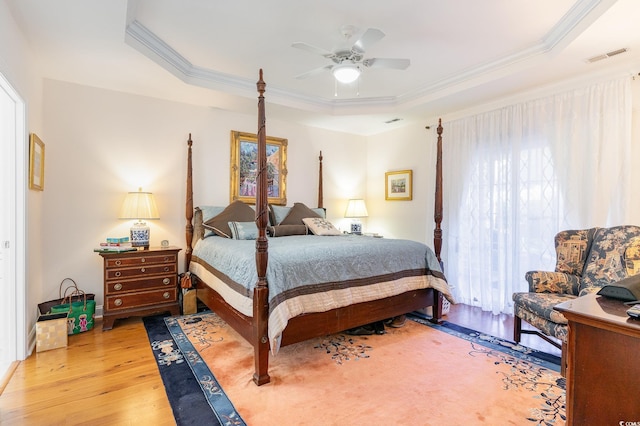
[130,221,150,248]
[350,222,362,235]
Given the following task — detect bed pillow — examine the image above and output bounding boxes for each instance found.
[280,202,321,226]
[269,205,290,225]
[229,221,259,240]
[203,200,255,238]
[198,206,226,238]
[269,204,325,225]
[302,217,342,236]
[268,224,308,237]
[311,207,326,219]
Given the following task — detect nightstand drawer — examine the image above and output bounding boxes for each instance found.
[106,275,176,294]
[98,246,181,330]
[105,288,177,311]
[105,253,177,268]
[105,263,176,280]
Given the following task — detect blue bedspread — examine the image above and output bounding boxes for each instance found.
[192,234,447,310]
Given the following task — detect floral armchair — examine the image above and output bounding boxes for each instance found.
[512,225,640,372]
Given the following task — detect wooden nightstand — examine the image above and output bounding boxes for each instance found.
[98,246,181,330]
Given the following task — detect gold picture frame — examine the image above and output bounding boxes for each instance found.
[29,133,45,191]
[385,170,412,201]
[230,130,287,205]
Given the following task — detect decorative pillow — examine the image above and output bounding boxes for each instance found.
[203,200,255,238]
[280,203,321,226]
[268,224,308,237]
[269,204,325,225]
[302,217,342,236]
[229,221,259,240]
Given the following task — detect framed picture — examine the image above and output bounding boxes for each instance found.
[385,170,412,201]
[230,130,288,205]
[29,133,45,191]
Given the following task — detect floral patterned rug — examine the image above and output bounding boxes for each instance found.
[143,312,565,426]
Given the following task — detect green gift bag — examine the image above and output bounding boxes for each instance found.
[50,291,96,335]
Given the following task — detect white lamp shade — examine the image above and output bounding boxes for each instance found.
[333,63,361,84]
[119,188,160,220]
[344,199,369,218]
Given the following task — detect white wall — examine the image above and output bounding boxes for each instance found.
[41,80,367,311]
[0,0,44,347]
[365,122,440,245]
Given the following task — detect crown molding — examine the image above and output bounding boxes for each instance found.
[124,0,615,115]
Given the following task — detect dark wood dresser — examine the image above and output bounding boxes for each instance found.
[98,246,181,330]
[555,293,640,425]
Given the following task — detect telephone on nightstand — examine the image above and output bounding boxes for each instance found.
[597,273,640,302]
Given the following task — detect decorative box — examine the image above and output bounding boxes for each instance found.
[36,313,68,352]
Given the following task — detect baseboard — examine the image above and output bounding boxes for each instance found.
[95,304,103,319]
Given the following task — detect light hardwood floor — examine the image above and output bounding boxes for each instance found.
[0,304,561,425]
[0,317,174,426]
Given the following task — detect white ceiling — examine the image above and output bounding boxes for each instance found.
[6,0,640,135]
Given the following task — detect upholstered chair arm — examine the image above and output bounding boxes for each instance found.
[524,270,581,295]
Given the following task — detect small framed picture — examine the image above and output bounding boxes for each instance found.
[29,133,45,191]
[385,170,412,201]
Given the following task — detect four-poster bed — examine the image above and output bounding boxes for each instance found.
[184,70,451,386]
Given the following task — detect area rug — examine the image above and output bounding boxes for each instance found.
[143,312,565,426]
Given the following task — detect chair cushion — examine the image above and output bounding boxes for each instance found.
[512,292,574,325]
[554,228,597,276]
[514,303,570,343]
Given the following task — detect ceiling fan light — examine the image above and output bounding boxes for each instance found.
[333,64,361,84]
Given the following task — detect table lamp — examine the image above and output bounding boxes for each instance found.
[344,199,368,235]
[119,188,160,248]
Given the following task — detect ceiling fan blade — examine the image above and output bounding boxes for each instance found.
[352,28,385,53]
[295,65,333,79]
[363,58,410,70]
[291,42,335,59]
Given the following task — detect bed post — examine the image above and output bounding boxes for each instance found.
[317,151,323,209]
[253,69,271,386]
[185,134,194,272]
[434,119,443,269]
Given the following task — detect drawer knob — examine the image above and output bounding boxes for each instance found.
[114,299,123,307]
[140,268,146,273]
[115,271,121,277]
[114,283,123,291]
[163,278,170,285]
[163,266,169,272]
[163,292,170,299]
[141,258,146,263]
[115,260,122,266]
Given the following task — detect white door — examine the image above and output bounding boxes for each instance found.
[0,72,27,378]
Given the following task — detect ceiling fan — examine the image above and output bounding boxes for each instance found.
[292,26,410,84]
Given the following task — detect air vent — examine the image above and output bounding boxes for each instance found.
[385,118,402,124]
[587,47,628,63]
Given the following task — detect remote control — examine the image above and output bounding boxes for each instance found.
[626,304,640,319]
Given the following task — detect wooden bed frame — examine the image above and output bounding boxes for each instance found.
[184,70,445,386]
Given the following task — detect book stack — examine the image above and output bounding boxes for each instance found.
[94,237,137,253]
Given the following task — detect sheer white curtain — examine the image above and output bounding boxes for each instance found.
[442,76,632,314]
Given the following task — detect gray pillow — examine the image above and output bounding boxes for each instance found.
[280,202,321,226]
[203,200,255,238]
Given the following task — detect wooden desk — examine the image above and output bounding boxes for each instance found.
[555,294,640,425]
